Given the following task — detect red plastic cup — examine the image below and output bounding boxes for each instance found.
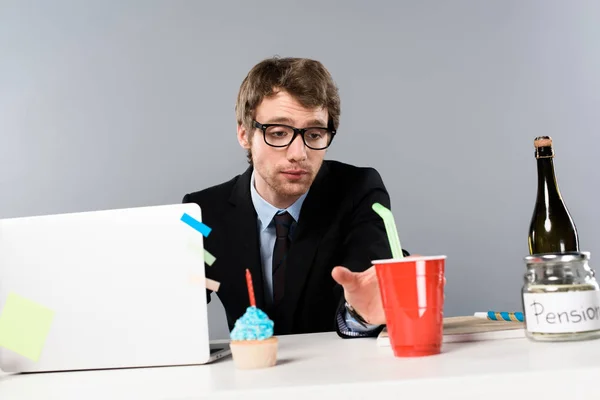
[373,256,446,357]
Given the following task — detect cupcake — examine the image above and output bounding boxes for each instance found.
[229,306,278,369]
[229,269,278,369]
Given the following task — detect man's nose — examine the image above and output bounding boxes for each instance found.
[286,134,307,161]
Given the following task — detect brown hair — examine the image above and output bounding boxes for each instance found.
[235,57,341,164]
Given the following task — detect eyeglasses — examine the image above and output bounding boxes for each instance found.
[253,120,336,150]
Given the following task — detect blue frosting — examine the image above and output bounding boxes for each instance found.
[230,306,274,341]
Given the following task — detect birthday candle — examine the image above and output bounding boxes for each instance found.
[245,268,256,307]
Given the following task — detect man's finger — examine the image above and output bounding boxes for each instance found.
[331,266,360,292]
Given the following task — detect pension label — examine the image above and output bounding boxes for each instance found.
[523,291,600,334]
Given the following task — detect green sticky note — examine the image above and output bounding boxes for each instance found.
[0,293,55,362]
[187,239,216,266]
[203,250,216,266]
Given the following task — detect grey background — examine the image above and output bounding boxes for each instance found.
[1,1,599,340]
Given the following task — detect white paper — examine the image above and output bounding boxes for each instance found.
[523,291,600,334]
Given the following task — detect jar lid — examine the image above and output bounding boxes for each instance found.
[524,251,590,265]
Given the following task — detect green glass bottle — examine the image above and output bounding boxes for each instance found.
[528,136,579,255]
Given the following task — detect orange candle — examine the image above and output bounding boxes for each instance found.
[245,268,256,307]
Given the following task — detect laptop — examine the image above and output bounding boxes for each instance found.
[0,203,230,373]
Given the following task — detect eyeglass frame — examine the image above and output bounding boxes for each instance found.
[252,120,336,150]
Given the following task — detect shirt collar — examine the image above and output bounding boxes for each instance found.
[250,170,308,232]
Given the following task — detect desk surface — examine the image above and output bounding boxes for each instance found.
[1,332,599,400]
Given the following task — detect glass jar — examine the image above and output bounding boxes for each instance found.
[522,251,600,342]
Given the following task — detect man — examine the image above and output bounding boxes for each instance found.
[182,57,408,338]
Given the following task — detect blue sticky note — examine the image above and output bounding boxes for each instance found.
[181,213,212,237]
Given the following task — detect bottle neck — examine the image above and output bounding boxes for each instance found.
[536,148,561,199]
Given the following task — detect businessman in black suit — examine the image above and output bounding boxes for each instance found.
[183,57,408,338]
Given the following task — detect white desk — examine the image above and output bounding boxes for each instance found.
[1,332,599,400]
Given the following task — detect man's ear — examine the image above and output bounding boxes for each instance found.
[237,124,251,149]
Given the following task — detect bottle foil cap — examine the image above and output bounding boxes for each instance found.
[534,136,553,148]
[534,136,554,158]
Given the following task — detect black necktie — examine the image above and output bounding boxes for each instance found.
[272,211,294,308]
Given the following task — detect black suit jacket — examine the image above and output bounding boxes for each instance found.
[182,160,397,336]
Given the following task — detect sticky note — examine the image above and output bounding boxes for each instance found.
[190,275,221,292]
[205,278,221,292]
[203,250,216,266]
[0,293,55,362]
[187,240,216,266]
[181,213,212,237]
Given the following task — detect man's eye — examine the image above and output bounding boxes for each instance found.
[270,131,288,138]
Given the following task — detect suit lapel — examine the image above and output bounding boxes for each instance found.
[226,167,266,310]
[278,162,335,333]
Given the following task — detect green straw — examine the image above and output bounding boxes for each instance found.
[372,202,404,259]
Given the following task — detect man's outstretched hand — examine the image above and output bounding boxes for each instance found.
[332,257,446,326]
[331,265,386,326]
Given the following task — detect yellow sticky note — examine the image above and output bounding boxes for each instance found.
[0,293,55,362]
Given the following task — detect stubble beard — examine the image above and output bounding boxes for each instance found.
[267,171,314,199]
